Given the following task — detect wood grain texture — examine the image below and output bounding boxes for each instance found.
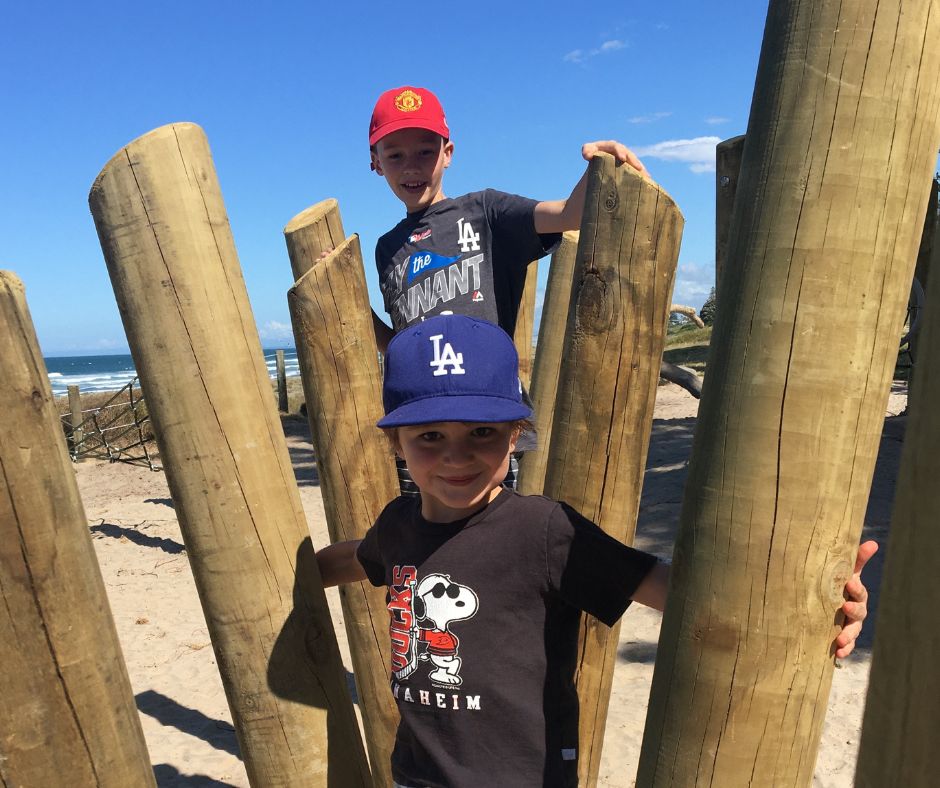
[638,2,940,784]
[286,228,400,788]
[514,261,538,388]
[517,232,579,496]
[856,184,940,788]
[88,123,370,787]
[0,271,155,787]
[540,156,683,786]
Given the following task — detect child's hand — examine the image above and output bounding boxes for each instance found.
[833,540,878,658]
[582,140,649,177]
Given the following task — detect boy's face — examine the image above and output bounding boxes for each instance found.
[371,128,454,213]
[394,421,518,522]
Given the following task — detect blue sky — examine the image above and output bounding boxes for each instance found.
[2,1,771,355]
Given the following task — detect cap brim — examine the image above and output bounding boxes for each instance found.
[369,118,450,146]
[377,394,531,428]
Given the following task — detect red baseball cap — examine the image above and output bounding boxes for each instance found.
[369,86,450,147]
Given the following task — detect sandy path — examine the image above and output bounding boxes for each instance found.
[75,383,906,786]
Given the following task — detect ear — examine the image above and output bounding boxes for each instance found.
[371,149,384,175]
[508,426,520,453]
[442,140,454,169]
[413,595,426,620]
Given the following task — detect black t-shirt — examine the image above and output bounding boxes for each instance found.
[356,489,657,788]
[375,189,561,338]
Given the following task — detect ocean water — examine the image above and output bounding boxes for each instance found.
[45,349,300,396]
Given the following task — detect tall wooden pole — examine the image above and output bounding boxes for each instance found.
[0,271,155,787]
[285,221,400,787]
[637,2,940,785]
[513,261,538,388]
[541,155,683,786]
[88,123,370,786]
[715,135,746,292]
[517,232,579,496]
[284,198,346,281]
[855,187,940,788]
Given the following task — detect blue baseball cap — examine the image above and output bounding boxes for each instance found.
[378,315,532,428]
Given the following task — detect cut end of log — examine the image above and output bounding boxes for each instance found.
[284,198,341,235]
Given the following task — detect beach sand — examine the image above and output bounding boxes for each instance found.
[76,382,907,786]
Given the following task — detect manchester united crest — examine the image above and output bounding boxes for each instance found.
[395,89,422,113]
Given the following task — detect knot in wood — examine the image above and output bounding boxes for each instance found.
[604,190,619,212]
[574,271,613,334]
[819,555,852,608]
[30,389,44,411]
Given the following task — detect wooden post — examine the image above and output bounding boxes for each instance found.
[284,198,346,281]
[513,261,538,388]
[715,134,746,293]
[285,223,400,787]
[540,156,683,786]
[88,123,370,786]
[637,2,940,784]
[517,232,579,496]
[856,210,940,786]
[0,271,155,786]
[276,349,288,412]
[67,383,83,457]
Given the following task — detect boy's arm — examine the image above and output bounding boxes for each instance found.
[533,141,650,235]
[631,541,878,658]
[316,539,368,587]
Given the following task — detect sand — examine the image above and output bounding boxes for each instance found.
[75,382,906,786]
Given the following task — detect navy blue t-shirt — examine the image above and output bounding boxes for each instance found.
[375,189,560,339]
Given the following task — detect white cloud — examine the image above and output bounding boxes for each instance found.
[705,116,730,125]
[628,111,672,124]
[673,260,716,310]
[563,39,628,63]
[633,136,721,173]
[259,320,294,342]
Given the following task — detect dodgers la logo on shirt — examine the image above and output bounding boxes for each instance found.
[428,334,465,376]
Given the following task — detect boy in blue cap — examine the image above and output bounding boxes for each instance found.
[316,314,874,788]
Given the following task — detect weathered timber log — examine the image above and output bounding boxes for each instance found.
[669,303,705,329]
[637,2,940,784]
[284,198,346,281]
[517,232,579,496]
[0,271,155,787]
[514,261,538,388]
[855,178,940,787]
[715,135,746,291]
[88,123,370,786]
[541,155,683,786]
[285,226,400,788]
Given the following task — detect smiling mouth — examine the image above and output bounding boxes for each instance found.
[441,474,479,486]
[402,181,427,191]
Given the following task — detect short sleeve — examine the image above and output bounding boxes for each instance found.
[356,524,387,587]
[484,189,561,265]
[546,502,658,626]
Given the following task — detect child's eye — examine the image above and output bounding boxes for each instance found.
[419,431,442,442]
[471,427,495,438]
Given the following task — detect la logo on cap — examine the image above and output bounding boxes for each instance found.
[429,334,465,376]
[395,90,422,113]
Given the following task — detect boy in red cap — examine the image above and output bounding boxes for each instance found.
[367,85,648,492]
[367,85,648,352]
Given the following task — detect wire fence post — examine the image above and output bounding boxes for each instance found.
[67,384,83,460]
[276,349,288,412]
